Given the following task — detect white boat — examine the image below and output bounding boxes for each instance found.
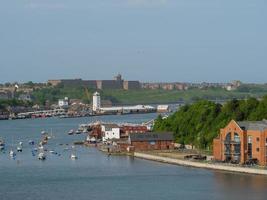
[68,129,74,135]
[38,145,44,150]
[38,152,46,160]
[41,131,47,135]
[9,150,16,157]
[17,146,22,152]
[19,142,23,146]
[70,153,78,160]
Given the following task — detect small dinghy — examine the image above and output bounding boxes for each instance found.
[38,152,46,160]
[9,149,16,157]
[68,129,74,135]
[70,153,78,160]
[17,146,22,152]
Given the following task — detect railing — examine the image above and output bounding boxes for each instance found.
[224,151,241,155]
[224,140,241,145]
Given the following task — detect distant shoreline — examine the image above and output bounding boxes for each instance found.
[134,152,267,176]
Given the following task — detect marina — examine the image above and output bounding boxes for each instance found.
[1,114,267,200]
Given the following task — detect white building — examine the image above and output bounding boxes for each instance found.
[58,97,69,108]
[101,124,120,142]
[93,92,101,112]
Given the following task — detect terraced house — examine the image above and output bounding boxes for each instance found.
[213,120,267,166]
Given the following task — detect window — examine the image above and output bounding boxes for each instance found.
[248,136,253,159]
[248,136,252,144]
[257,148,260,152]
[234,133,240,143]
[257,137,260,142]
[225,133,231,142]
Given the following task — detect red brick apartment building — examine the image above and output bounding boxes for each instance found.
[213,120,267,166]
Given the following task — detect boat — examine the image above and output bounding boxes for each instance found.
[68,129,74,135]
[70,153,78,160]
[38,145,44,150]
[17,146,22,152]
[49,150,57,155]
[19,142,23,146]
[75,130,82,135]
[38,152,46,160]
[28,140,35,145]
[9,150,16,157]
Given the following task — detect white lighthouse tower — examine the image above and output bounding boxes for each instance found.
[92,92,101,112]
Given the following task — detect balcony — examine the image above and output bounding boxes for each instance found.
[233,152,241,155]
[224,140,241,145]
[224,151,241,156]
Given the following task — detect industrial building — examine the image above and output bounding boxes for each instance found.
[119,132,174,151]
[92,92,156,114]
[213,120,267,166]
[47,74,140,90]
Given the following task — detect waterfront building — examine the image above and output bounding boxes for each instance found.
[213,120,267,166]
[119,132,174,151]
[101,124,121,142]
[120,125,148,138]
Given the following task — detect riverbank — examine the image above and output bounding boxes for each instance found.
[134,152,267,175]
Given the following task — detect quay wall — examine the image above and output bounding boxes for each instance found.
[134,152,267,175]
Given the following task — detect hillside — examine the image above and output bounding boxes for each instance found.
[31,85,267,105]
[153,96,267,149]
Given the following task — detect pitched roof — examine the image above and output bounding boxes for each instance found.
[129,132,173,142]
[237,120,267,131]
[102,124,119,129]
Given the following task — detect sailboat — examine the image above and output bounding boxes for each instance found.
[70,146,78,160]
[10,138,16,157]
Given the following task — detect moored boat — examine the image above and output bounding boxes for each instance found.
[68,129,74,135]
[38,152,46,160]
[70,153,78,160]
[17,146,22,152]
[9,150,16,157]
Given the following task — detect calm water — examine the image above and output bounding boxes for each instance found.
[1,113,267,200]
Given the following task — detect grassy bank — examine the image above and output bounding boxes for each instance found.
[30,85,267,106]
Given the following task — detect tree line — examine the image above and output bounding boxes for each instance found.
[153,96,267,149]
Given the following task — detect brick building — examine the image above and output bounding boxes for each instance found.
[119,132,174,151]
[120,125,148,138]
[213,120,267,166]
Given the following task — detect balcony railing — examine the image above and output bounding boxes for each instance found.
[224,151,241,155]
[224,140,241,145]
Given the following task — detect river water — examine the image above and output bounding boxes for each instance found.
[0,113,267,200]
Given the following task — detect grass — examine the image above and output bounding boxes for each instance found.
[102,88,265,105]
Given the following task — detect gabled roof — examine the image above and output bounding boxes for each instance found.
[237,120,267,131]
[129,132,173,142]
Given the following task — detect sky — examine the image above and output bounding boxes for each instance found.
[0,0,266,83]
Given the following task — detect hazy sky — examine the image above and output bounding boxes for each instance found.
[0,0,266,83]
